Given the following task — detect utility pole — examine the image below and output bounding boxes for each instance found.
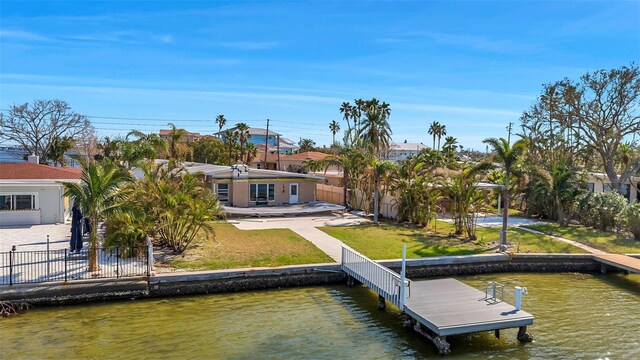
[506,122,514,144]
[263,118,270,169]
[276,134,281,171]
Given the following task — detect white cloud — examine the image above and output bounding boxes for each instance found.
[0,29,54,42]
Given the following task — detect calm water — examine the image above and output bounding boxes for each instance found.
[3,273,639,359]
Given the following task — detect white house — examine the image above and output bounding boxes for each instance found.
[386,142,428,163]
[586,172,639,203]
[0,157,82,226]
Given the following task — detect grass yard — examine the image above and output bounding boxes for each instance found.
[525,223,640,254]
[319,220,584,260]
[170,222,334,270]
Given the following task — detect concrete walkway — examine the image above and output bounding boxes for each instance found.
[518,226,606,255]
[231,213,369,262]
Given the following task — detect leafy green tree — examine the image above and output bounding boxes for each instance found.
[63,160,133,271]
[620,203,640,240]
[191,137,227,164]
[483,137,528,250]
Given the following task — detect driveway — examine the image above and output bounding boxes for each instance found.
[0,223,72,253]
[230,213,369,262]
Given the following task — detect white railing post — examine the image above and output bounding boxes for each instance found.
[400,244,407,309]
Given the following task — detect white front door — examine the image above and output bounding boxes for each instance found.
[289,183,299,204]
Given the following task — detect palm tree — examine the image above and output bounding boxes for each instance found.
[298,138,316,152]
[234,122,251,162]
[224,129,239,164]
[442,136,458,159]
[48,136,74,167]
[339,102,352,127]
[428,121,441,150]
[126,130,168,165]
[371,159,396,224]
[215,114,227,134]
[245,142,258,164]
[529,161,581,226]
[307,146,364,208]
[358,104,392,156]
[329,120,340,144]
[97,136,123,160]
[63,160,133,271]
[166,123,192,161]
[437,124,447,151]
[483,137,528,250]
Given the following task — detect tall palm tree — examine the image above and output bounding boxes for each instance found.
[442,136,458,159]
[63,160,133,271]
[127,130,168,165]
[166,123,192,161]
[224,129,239,164]
[358,104,392,156]
[428,121,441,150]
[483,137,528,250]
[437,124,447,151]
[329,120,340,144]
[97,136,123,160]
[371,159,396,224]
[215,114,227,134]
[339,102,352,127]
[245,142,258,164]
[234,122,251,162]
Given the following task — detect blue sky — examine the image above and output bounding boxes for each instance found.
[1,1,638,150]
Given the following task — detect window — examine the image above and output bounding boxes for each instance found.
[621,184,631,201]
[216,183,229,203]
[249,183,275,202]
[586,183,595,192]
[603,183,612,192]
[0,194,36,210]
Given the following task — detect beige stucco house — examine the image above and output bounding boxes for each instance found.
[586,172,639,203]
[142,162,324,207]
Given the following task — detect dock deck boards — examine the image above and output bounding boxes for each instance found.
[594,254,640,274]
[404,278,534,336]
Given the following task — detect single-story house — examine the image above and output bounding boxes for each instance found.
[0,157,82,226]
[136,161,323,207]
[586,172,639,203]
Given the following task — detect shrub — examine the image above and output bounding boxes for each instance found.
[574,191,627,231]
[619,203,640,240]
[104,212,148,258]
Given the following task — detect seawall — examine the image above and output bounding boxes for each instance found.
[0,254,624,305]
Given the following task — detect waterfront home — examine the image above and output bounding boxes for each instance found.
[586,172,639,203]
[214,127,299,154]
[0,156,82,225]
[135,161,322,207]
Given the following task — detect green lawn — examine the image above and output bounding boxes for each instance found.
[319,220,584,260]
[170,222,334,270]
[525,223,640,254]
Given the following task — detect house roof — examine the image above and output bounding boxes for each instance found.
[141,160,323,180]
[281,151,330,161]
[159,129,201,137]
[0,163,83,181]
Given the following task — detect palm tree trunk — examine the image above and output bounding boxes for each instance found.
[501,173,510,251]
[373,175,380,224]
[89,217,99,272]
[343,170,349,208]
[556,196,565,226]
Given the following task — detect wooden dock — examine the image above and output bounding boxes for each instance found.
[594,254,640,274]
[341,247,534,355]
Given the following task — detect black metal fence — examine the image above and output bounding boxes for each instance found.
[0,246,151,285]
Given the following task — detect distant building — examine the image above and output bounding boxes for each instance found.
[386,142,428,162]
[159,129,201,143]
[250,151,333,172]
[586,172,639,203]
[215,127,298,154]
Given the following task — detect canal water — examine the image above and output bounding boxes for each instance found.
[3,273,639,359]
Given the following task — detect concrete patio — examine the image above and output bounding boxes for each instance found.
[223,201,345,217]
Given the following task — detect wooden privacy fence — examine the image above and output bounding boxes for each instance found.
[316,184,398,219]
